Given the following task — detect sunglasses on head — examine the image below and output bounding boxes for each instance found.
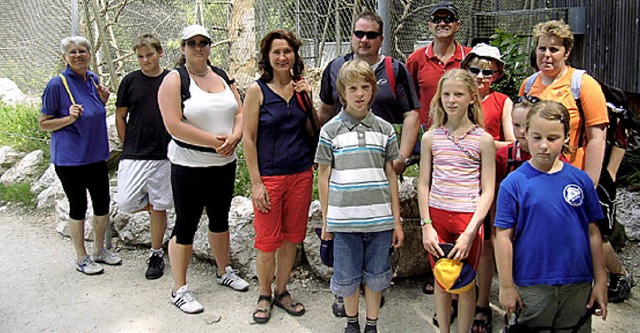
[353,30,381,39]
[186,39,211,48]
[515,95,541,104]
[431,15,457,24]
[468,67,495,77]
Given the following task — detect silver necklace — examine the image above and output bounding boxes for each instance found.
[187,66,208,77]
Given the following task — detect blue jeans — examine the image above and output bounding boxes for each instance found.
[330,230,393,297]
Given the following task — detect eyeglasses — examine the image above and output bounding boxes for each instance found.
[515,95,541,104]
[186,40,211,48]
[68,49,88,56]
[353,30,381,39]
[430,15,457,24]
[468,67,495,77]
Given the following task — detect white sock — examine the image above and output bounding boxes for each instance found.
[150,248,163,257]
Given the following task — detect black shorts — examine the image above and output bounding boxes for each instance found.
[55,161,110,220]
[170,161,236,245]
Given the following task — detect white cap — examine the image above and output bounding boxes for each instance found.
[181,24,211,41]
[461,43,505,78]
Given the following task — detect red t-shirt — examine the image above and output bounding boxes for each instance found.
[495,141,531,184]
[481,91,509,141]
[406,42,471,126]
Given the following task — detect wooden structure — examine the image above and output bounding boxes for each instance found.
[475,0,639,95]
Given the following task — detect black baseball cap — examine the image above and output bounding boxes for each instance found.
[430,1,460,18]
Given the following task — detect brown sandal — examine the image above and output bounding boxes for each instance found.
[273,290,305,316]
[253,295,273,324]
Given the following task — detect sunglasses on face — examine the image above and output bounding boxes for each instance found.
[353,30,381,39]
[186,40,211,48]
[468,67,495,77]
[430,15,457,24]
[515,95,541,104]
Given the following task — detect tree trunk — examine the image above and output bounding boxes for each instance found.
[227,0,256,94]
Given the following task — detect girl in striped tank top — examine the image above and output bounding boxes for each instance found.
[417,69,496,333]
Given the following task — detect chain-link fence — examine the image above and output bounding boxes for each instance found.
[0,0,574,97]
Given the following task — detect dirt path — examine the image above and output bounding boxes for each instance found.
[0,207,637,332]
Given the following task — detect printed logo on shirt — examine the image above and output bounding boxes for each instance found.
[563,184,584,207]
[377,78,388,87]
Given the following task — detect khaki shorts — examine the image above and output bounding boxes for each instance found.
[517,282,592,333]
[116,159,173,212]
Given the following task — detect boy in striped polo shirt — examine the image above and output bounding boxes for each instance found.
[317,59,404,333]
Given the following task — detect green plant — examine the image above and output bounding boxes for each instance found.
[0,181,37,207]
[490,30,532,100]
[618,148,640,189]
[0,102,50,153]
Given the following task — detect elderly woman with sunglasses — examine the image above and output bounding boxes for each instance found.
[39,36,121,276]
[460,42,515,333]
[158,24,248,314]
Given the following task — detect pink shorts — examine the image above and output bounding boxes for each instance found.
[253,168,313,253]
[428,207,484,270]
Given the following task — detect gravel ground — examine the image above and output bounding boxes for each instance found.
[0,205,637,332]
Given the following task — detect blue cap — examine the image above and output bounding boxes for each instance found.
[314,227,333,267]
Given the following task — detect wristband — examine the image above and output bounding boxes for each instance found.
[420,218,432,226]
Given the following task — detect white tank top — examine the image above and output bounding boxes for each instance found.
[167,75,238,167]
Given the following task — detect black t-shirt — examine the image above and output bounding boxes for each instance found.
[116,69,171,159]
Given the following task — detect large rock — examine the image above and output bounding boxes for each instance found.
[617,188,640,241]
[0,78,25,104]
[0,150,44,184]
[0,146,25,175]
[111,207,175,247]
[33,164,63,210]
[192,196,257,278]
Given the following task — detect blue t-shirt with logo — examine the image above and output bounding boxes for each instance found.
[494,162,604,287]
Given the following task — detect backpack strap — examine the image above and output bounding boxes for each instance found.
[58,73,76,105]
[173,64,236,154]
[177,64,236,119]
[384,56,396,98]
[523,72,541,95]
[571,69,586,151]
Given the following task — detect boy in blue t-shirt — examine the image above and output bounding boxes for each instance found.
[494,100,608,331]
[316,59,404,333]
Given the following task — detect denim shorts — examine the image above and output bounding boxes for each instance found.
[330,230,394,297]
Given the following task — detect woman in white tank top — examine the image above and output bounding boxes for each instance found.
[158,24,248,314]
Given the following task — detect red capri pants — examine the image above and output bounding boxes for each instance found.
[253,168,313,252]
[428,206,484,270]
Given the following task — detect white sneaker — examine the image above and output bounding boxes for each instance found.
[76,255,104,275]
[216,266,249,292]
[93,248,122,265]
[171,285,204,314]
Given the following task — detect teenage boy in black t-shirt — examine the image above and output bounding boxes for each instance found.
[115,34,172,280]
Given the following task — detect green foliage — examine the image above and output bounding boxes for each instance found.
[0,102,50,153]
[618,149,640,189]
[234,145,252,198]
[489,31,533,100]
[0,181,37,207]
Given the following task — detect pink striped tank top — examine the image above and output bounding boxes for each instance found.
[429,126,484,213]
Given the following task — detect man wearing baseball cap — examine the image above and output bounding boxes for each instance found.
[406,1,471,127]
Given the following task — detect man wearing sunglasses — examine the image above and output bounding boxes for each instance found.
[406,1,471,127]
[319,10,421,177]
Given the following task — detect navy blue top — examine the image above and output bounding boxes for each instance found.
[41,66,109,166]
[256,80,312,176]
[319,54,421,124]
